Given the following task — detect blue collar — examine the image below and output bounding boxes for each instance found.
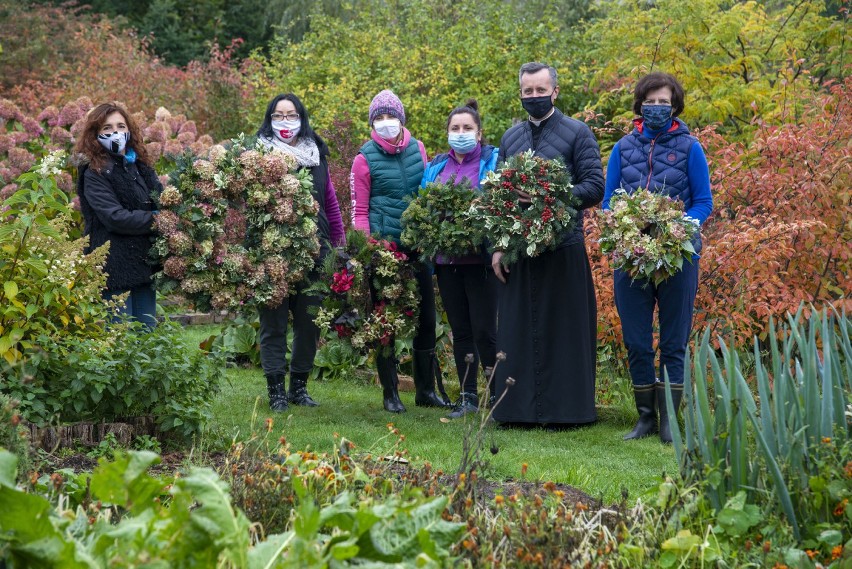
[124,148,137,164]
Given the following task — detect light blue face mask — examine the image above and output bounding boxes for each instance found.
[98,131,130,154]
[448,132,478,154]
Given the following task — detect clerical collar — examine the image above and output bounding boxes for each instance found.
[528,107,556,127]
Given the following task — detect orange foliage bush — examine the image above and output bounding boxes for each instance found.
[0,2,252,140]
[591,76,851,359]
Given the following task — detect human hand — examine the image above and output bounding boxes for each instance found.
[491,251,509,284]
[514,189,532,204]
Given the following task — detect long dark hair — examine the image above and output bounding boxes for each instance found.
[446,98,487,145]
[73,102,150,172]
[256,93,318,143]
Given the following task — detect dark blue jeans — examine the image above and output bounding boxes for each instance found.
[614,261,699,386]
[105,285,157,329]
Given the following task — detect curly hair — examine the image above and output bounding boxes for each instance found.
[73,102,150,172]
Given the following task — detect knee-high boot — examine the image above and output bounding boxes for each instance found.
[376,354,406,413]
[623,383,657,440]
[413,349,449,407]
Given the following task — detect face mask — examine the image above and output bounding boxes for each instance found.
[448,132,478,154]
[98,131,130,154]
[641,104,672,131]
[271,118,301,141]
[521,94,554,119]
[374,118,401,141]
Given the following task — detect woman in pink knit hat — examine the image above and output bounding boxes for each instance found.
[350,89,448,413]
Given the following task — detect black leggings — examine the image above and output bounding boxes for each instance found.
[436,264,498,393]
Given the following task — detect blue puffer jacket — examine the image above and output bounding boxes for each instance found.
[617,119,703,253]
[421,145,498,186]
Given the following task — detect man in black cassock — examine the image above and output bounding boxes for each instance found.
[491,62,604,428]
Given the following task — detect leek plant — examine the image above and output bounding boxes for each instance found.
[667,306,851,541]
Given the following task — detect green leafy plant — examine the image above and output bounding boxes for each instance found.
[0,152,112,364]
[1,320,226,438]
[669,305,852,542]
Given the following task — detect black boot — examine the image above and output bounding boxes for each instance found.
[288,371,318,407]
[413,349,449,407]
[623,384,657,440]
[266,375,289,412]
[376,354,406,413]
[657,382,684,444]
[447,392,479,419]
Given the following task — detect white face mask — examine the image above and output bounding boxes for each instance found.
[374,118,401,141]
[98,131,130,154]
[271,118,301,142]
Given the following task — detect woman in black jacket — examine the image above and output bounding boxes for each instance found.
[74,102,161,327]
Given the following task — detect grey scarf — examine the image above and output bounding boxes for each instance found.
[259,134,320,167]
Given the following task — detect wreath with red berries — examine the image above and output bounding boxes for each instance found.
[469,150,579,264]
[308,230,420,356]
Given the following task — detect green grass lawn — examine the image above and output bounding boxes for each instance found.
[185,325,677,504]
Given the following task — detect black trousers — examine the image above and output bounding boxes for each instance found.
[436,264,498,393]
[257,284,320,378]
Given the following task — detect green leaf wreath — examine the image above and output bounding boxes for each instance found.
[400,176,483,259]
[597,187,699,286]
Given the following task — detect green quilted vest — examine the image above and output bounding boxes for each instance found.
[360,138,424,241]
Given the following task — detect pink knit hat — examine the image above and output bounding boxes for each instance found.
[368,90,406,126]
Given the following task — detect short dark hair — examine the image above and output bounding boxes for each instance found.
[257,93,317,142]
[519,62,558,89]
[446,98,487,144]
[633,72,685,117]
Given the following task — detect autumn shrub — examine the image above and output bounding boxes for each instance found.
[0,2,251,139]
[696,77,852,344]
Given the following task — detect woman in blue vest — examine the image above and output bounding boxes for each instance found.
[351,89,448,413]
[421,99,499,418]
[603,72,713,443]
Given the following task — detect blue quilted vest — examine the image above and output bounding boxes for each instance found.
[619,119,703,254]
[619,119,696,208]
[360,138,424,241]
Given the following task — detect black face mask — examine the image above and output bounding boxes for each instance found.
[521,94,554,119]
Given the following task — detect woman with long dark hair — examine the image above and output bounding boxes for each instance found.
[75,102,161,328]
[255,93,346,412]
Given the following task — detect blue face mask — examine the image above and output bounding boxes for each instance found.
[448,132,478,154]
[641,104,672,131]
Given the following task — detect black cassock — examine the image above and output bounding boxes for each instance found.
[491,243,598,425]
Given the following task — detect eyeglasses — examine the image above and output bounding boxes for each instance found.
[271,113,300,121]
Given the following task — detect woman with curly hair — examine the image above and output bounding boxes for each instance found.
[74,102,161,328]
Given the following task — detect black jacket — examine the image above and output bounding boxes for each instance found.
[78,155,161,290]
[498,108,604,248]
